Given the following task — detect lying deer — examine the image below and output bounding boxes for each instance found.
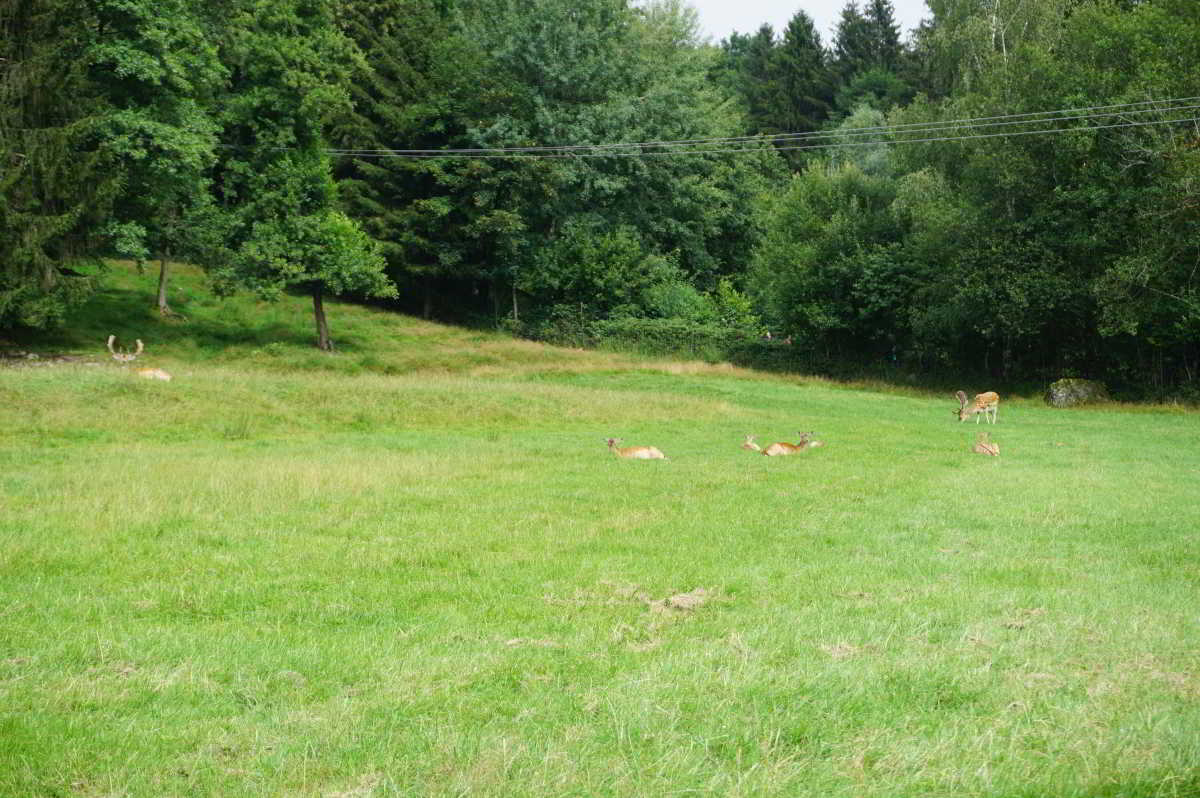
[972,431,1000,456]
[606,438,667,460]
[956,390,999,424]
[741,435,761,452]
[136,368,172,382]
[761,432,815,456]
[107,335,171,381]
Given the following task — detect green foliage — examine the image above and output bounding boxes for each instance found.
[0,0,220,327]
[202,0,394,347]
[751,162,901,344]
[744,0,1200,392]
[834,66,914,114]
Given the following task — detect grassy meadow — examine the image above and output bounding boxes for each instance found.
[2,263,1199,797]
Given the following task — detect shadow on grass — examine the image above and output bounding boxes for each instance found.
[14,285,356,356]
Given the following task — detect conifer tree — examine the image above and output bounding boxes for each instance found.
[775,10,834,135]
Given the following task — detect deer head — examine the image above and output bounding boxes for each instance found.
[107,335,144,363]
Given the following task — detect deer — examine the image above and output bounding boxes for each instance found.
[955,390,999,424]
[136,367,172,382]
[606,438,667,460]
[106,335,172,381]
[741,435,762,452]
[761,432,814,456]
[972,431,1000,456]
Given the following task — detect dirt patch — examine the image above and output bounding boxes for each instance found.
[649,587,713,613]
[504,638,561,649]
[0,351,99,368]
[821,641,861,660]
[1002,607,1046,630]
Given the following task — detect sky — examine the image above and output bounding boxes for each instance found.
[687,0,930,45]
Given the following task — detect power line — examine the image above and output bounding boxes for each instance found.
[327,114,1199,159]
[322,95,1200,156]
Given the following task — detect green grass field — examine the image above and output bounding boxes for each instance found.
[2,263,1198,796]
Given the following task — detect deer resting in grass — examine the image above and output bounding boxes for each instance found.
[741,435,761,451]
[956,390,999,424]
[761,432,815,456]
[107,335,171,381]
[972,431,1000,456]
[606,438,667,460]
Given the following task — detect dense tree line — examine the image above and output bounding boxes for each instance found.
[1,0,1198,395]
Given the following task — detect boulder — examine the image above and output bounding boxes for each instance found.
[1045,378,1110,407]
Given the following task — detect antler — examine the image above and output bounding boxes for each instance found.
[106,335,144,362]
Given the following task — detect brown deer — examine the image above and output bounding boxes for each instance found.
[741,434,762,452]
[107,335,171,381]
[761,432,814,456]
[606,438,667,460]
[136,368,172,382]
[956,390,999,424]
[972,431,1000,456]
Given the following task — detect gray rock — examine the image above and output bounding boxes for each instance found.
[1045,378,1110,407]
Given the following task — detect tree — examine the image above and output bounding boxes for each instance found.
[205,0,394,350]
[832,1,876,85]
[332,0,780,328]
[864,0,903,71]
[94,0,224,317]
[0,0,221,327]
[739,24,779,134]
[774,10,834,135]
[333,0,465,319]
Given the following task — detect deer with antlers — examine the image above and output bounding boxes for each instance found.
[106,335,171,381]
[955,391,999,424]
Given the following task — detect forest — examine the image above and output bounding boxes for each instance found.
[2,0,1198,398]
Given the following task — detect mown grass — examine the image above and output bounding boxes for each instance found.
[1,263,1198,796]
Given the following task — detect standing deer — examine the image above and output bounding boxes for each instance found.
[955,391,999,424]
[606,438,667,460]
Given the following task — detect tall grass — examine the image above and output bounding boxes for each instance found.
[1,263,1198,796]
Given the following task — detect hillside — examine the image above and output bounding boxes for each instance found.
[1,262,1198,797]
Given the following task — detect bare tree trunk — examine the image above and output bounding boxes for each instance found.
[313,284,332,351]
[156,254,173,315]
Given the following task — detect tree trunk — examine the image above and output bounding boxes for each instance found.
[313,284,332,351]
[156,254,172,315]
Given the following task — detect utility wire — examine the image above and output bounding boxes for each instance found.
[327,115,1200,159]
[321,95,1200,155]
